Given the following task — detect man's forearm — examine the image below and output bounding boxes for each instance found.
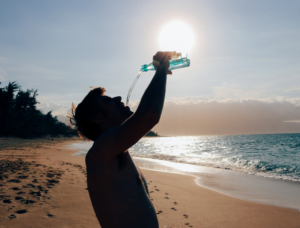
[135,66,167,119]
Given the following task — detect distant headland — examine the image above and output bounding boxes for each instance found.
[145,131,160,137]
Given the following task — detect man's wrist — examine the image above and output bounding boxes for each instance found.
[156,65,168,73]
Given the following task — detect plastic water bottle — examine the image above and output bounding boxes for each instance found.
[141,53,190,72]
[126,53,190,105]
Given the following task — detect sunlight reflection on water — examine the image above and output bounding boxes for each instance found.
[65,139,300,210]
[67,134,300,182]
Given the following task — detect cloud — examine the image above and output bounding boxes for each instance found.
[37,96,300,135]
[149,97,300,136]
[287,86,300,92]
[37,101,70,123]
[56,115,70,124]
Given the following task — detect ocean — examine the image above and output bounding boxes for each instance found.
[66,133,300,210]
[71,133,300,182]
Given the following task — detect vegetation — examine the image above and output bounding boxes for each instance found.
[0,81,77,138]
[145,131,160,137]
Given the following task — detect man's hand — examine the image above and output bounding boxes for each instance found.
[152,51,176,75]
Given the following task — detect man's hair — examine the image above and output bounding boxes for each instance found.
[69,87,106,141]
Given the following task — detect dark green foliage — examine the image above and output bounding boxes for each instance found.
[0,81,77,138]
[145,131,159,137]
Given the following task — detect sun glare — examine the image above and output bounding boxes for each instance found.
[159,21,195,54]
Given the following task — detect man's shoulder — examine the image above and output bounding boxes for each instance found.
[85,129,120,165]
[85,129,111,160]
[85,144,97,166]
[85,142,107,178]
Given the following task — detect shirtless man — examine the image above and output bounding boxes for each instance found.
[71,52,173,228]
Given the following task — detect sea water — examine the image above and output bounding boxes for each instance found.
[66,133,300,209]
[130,133,300,182]
[70,133,300,182]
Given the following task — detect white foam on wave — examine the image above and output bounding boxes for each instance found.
[64,141,300,210]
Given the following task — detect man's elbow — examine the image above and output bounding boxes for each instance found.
[135,108,161,126]
[146,113,160,126]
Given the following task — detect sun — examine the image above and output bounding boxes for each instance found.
[158,20,195,54]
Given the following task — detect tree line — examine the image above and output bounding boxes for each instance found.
[0,81,77,138]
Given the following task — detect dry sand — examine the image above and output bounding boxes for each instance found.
[0,137,299,228]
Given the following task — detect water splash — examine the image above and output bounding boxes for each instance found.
[126,70,142,106]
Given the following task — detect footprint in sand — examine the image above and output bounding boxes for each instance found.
[183,214,189,218]
[3,199,12,204]
[171,207,177,211]
[27,183,36,188]
[174,202,178,205]
[165,197,169,199]
[17,191,25,195]
[15,209,28,214]
[17,175,28,179]
[47,213,55,218]
[7,179,21,183]
[8,214,16,219]
[10,187,21,191]
[155,189,159,191]
[22,199,36,205]
[165,193,169,195]
[15,196,24,200]
[29,190,42,196]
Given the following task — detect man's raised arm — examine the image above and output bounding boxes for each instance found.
[90,52,173,160]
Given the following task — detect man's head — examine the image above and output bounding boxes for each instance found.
[70,87,133,141]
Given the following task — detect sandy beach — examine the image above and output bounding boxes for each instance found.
[1,138,300,228]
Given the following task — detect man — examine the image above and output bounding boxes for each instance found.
[70,52,173,228]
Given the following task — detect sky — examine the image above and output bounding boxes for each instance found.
[1,0,300,136]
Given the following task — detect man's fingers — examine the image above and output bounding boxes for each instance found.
[153,51,176,73]
[153,51,176,62]
[152,60,160,69]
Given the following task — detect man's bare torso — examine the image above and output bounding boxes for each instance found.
[86,150,158,228]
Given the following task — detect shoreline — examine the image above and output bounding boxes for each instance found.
[65,141,300,211]
[1,138,300,228]
[133,157,300,211]
[66,139,300,183]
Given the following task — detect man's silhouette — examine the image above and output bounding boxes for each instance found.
[71,52,173,228]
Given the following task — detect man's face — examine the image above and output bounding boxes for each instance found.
[96,95,133,127]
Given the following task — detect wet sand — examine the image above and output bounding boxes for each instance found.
[133,157,300,210]
[0,138,300,228]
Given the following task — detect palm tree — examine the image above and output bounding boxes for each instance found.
[0,81,77,138]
